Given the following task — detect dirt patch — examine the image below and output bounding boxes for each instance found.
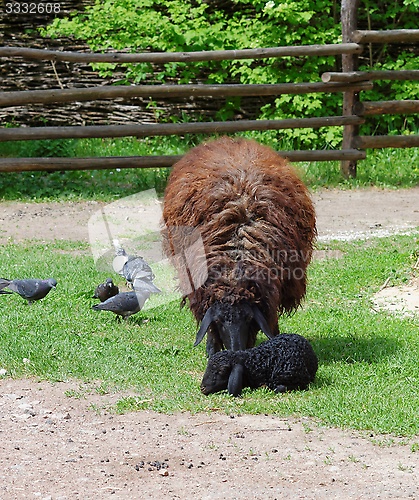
[1,379,418,499]
[373,276,419,317]
[314,186,419,242]
[1,187,419,244]
[0,200,104,243]
[1,187,419,499]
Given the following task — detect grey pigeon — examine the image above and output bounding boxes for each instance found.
[112,240,161,293]
[92,290,150,320]
[0,278,57,304]
[93,278,119,302]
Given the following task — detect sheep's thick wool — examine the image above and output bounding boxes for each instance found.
[162,136,316,348]
[201,333,319,396]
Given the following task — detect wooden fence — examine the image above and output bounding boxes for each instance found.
[0,0,418,177]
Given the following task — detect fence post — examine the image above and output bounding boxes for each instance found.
[341,0,360,178]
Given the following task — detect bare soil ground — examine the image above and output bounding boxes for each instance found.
[1,187,419,499]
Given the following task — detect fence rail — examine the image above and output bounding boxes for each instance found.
[0,149,366,173]
[0,0,418,177]
[0,82,374,107]
[353,100,419,116]
[353,135,419,150]
[322,70,419,83]
[0,116,364,142]
[0,43,363,63]
[352,29,419,43]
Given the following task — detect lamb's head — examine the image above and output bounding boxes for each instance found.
[194,300,274,354]
[201,350,246,397]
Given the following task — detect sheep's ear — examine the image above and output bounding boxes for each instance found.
[194,306,214,347]
[252,305,274,339]
[227,363,244,397]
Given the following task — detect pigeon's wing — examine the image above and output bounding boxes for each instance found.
[123,257,154,282]
[133,278,161,294]
[97,292,140,313]
[10,279,54,300]
[9,279,40,298]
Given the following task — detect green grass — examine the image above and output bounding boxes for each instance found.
[0,136,418,201]
[301,147,419,189]
[0,234,418,435]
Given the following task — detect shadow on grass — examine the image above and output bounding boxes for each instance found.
[313,335,400,365]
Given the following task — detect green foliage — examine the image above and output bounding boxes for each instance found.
[355,1,419,137]
[18,139,78,158]
[1,235,419,435]
[40,0,418,149]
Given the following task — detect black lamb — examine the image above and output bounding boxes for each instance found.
[201,333,318,397]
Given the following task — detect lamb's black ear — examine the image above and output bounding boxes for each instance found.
[194,306,215,347]
[252,305,274,339]
[227,363,244,397]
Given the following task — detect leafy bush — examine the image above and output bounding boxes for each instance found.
[41,0,419,149]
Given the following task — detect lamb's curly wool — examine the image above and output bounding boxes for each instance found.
[201,333,318,397]
[162,136,316,355]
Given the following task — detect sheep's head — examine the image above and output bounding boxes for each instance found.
[201,351,245,397]
[194,300,274,354]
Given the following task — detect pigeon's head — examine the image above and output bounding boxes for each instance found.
[47,278,58,288]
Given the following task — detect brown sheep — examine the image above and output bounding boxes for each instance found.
[162,136,316,356]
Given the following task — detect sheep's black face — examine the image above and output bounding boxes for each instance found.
[212,301,255,352]
[194,300,273,356]
[201,353,231,395]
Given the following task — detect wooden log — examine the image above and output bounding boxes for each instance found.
[280,149,366,162]
[353,135,419,149]
[0,149,366,172]
[0,156,180,172]
[353,100,419,116]
[0,116,365,142]
[322,70,419,83]
[341,0,360,178]
[0,43,364,64]
[352,29,419,44]
[0,81,374,107]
